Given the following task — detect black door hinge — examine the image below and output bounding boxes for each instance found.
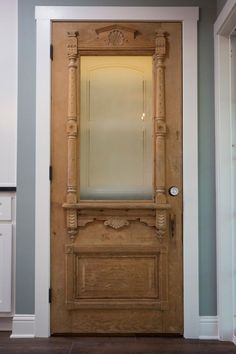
[50,44,53,61]
[49,288,52,303]
[49,166,52,182]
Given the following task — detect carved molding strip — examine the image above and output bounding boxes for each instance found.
[66,31,79,239]
[76,215,158,230]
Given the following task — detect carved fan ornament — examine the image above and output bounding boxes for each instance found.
[104,217,129,230]
[95,24,138,46]
[108,30,125,46]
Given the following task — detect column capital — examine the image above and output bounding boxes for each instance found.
[67,31,79,59]
[154,30,167,62]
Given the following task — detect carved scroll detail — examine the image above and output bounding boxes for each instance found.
[153,31,168,207]
[77,218,95,227]
[104,217,129,230]
[66,31,79,239]
[139,217,156,228]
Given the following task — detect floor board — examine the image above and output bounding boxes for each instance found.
[0,332,236,354]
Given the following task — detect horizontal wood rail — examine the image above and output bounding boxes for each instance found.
[62,202,171,210]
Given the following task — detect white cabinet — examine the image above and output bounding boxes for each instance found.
[0,196,14,314]
[0,224,12,312]
[0,197,12,221]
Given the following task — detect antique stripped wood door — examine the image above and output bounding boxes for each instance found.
[51,22,182,334]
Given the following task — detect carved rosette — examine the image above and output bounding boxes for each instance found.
[65,245,74,255]
[66,31,79,239]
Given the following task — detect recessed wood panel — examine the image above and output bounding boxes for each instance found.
[75,255,159,299]
[65,243,168,311]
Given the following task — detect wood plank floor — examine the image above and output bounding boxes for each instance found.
[1,332,236,354]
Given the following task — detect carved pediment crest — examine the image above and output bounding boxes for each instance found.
[95,24,139,46]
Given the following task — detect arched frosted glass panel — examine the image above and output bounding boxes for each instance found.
[80,56,153,200]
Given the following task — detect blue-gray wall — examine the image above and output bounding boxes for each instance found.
[17,0,217,316]
[217,0,227,14]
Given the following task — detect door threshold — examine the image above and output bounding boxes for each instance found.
[51,333,183,337]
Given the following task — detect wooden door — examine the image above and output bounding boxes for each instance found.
[51,21,182,334]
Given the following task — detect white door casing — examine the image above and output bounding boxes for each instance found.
[35,6,199,338]
[214,0,236,342]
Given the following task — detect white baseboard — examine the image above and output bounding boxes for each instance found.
[233,335,236,345]
[0,317,13,331]
[199,316,219,339]
[10,315,35,338]
[9,314,219,339]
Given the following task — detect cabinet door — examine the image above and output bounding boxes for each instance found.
[0,224,12,312]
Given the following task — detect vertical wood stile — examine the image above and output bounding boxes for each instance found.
[153,31,168,237]
[66,31,79,239]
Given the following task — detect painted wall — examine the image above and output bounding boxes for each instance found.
[17,0,217,316]
[231,33,236,336]
[0,0,17,187]
[217,0,227,14]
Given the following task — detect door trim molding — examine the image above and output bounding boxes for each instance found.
[199,316,219,340]
[10,315,35,338]
[214,0,236,342]
[35,6,199,338]
[9,314,217,339]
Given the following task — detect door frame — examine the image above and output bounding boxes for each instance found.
[35,6,199,338]
[214,0,236,342]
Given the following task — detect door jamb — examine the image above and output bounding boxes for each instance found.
[35,6,199,338]
[214,0,236,341]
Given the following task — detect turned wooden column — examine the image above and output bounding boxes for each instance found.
[66,31,79,239]
[153,31,168,237]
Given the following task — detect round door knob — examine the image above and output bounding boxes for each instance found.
[169,186,179,196]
